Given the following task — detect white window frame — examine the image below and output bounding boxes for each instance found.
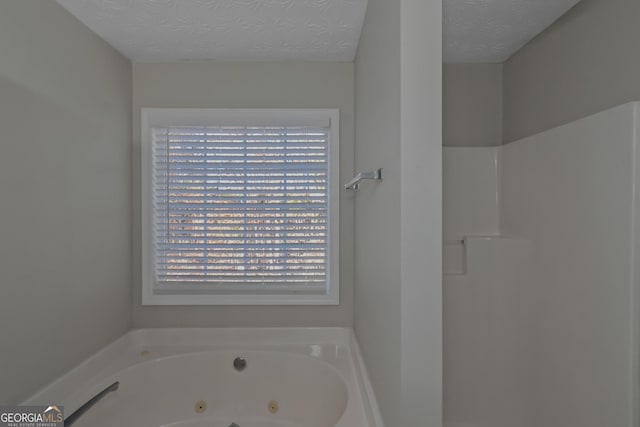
[141,108,340,305]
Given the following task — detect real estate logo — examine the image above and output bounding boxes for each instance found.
[0,405,64,427]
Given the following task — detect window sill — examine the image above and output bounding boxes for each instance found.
[141,291,339,306]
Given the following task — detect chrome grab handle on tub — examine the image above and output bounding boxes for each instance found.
[64,381,119,426]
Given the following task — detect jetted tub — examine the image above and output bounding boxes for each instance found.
[24,328,383,427]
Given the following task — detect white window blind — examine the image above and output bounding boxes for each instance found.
[151,125,330,293]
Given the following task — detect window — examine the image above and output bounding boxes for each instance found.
[141,109,339,305]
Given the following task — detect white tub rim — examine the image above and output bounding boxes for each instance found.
[23,327,384,427]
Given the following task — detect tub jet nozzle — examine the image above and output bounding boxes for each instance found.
[233,357,246,371]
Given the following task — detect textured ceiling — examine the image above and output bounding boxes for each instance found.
[444,0,581,63]
[56,0,368,62]
[56,0,581,63]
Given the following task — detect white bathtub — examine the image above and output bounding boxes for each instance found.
[24,328,383,427]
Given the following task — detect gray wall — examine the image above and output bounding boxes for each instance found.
[354,0,402,420]
[132,62,355,327]
[355,0,442,424]
[444,64,503,146]
[503,0,640,142]
[0,1,132,403]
